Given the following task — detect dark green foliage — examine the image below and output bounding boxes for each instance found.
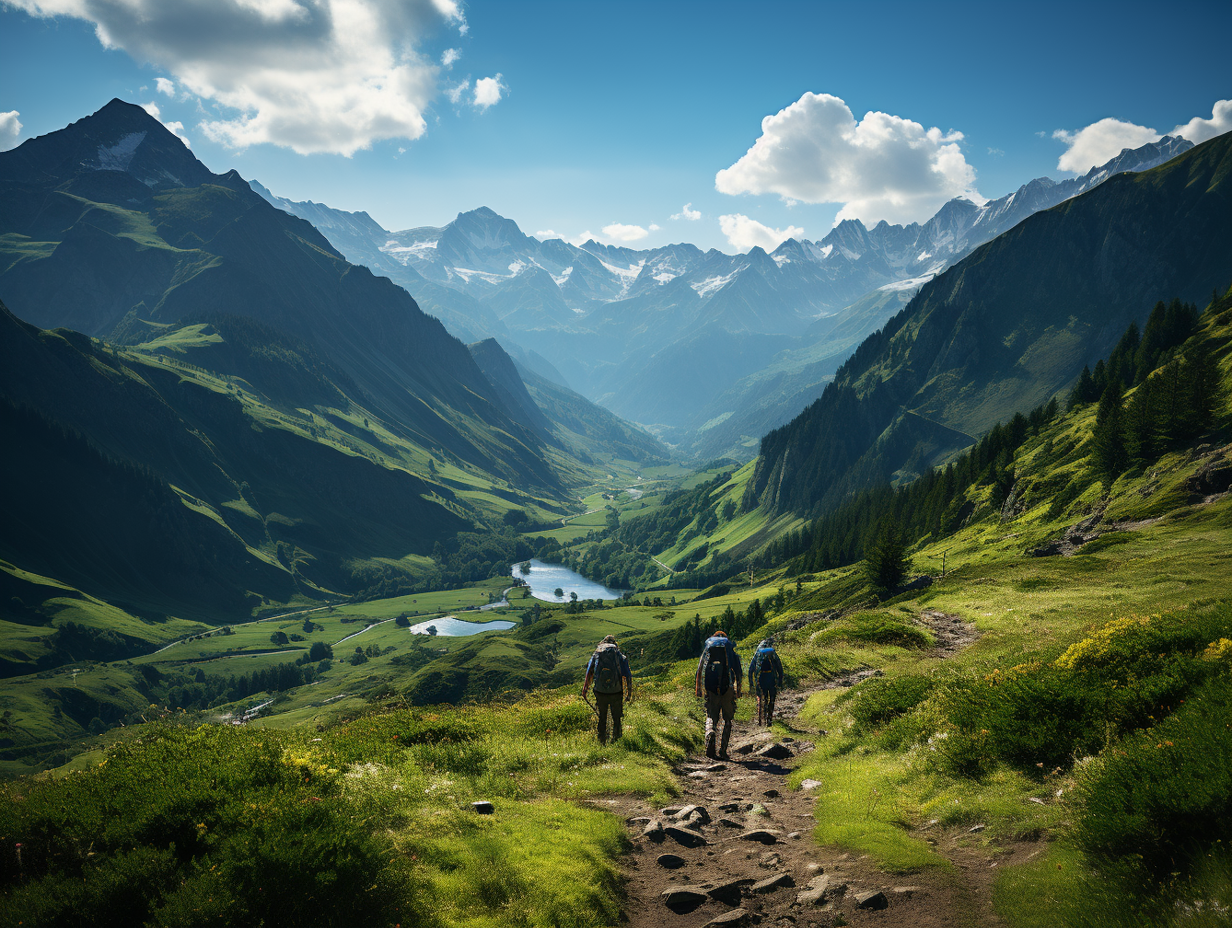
[938,607,1232,779]
[1089,379,1128,484]
[769,399,1053,575]
[1075,679,1232,877]
[863,518,912,593]
[844,674,936,733]
[0,726,421,928]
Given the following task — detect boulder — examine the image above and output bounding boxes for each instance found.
[756,742,794,760]
[704,908,749,927]
[707,878,755,906]
[673,805,711,826]
[737,829,780,845]
[661,888,708,912]
[471,801,494,814]
[664,825,708,848]
[655,853,687,869]
[854,890,888,910]
[642,820,665,841]
[800,779,822,790]
[750,872,795,894]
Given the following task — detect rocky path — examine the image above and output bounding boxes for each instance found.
[603,685,1030,928]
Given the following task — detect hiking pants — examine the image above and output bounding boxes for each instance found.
[595,692,623,744]
[704,688,737,755]
[758,688,777,726]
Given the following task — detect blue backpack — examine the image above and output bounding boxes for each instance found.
[755,647,778,691]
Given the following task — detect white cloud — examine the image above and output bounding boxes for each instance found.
[671,202,701,221]
[534,229,562,240]
[140,101,191,147]
[987,147,1004,156]
[1171,98,1232,146]
[0,110,22,151]
[649,223,660,232]
[445,80,469,104]
[715,91,982,226]
[155,76,175,96]
[1052,118,1161,173]
[602,223,650,243]
[718,214,803,253]
[473,74,504,110]
[1052,99,1232,173]
[9,0,466,156]
[441,47,460,68]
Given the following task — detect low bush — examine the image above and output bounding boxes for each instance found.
[1075,677,1232,876]
[814,612,932,649]
[937,607,1232,778]
[843,674,936,733]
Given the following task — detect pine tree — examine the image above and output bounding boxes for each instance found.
[863,517,911,593]
[1090,379,1128,484]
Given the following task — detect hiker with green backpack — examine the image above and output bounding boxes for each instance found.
[748,637,784,726]
[694,630,741,759]
[581,634,633,744]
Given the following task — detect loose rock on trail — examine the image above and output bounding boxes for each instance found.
[606,677,1028,927]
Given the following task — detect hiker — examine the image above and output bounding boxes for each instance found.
[581,634,633,744]
[695,630,741,759]
[748,637,784,726]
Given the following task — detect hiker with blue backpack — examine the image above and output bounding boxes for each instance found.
[748,637,784,726]
[581,634,633,744]
[695,630,741,759]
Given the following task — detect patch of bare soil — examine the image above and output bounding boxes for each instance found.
[606,619,1029,928]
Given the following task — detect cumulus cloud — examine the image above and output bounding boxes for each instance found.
[1053,99,1232,173]
[473,74,504,110]
[9,0,467,156]
[445,80,469,104]
[0,110,22,151]
[1052,118,1160,173]
[1171,98,1232,146]
[671,202,701,221]
[715,92,982,226]
[140,101,191,147]
[441,47,460,68]
[602,222,650,243]
[155,76,175,96]
[718,214,803,253]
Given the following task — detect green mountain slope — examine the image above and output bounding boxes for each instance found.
[0,99,557,492]
[746,130,1232,518]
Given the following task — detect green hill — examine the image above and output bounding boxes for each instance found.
[0,99,557,493]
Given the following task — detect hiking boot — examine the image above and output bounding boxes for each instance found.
[705,733,717,759]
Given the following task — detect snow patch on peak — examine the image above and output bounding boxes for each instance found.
[773,254,791,267]
[93,132,147,172]
[552,266,574,287]
[691,270,738,298]
[878,274,934,293]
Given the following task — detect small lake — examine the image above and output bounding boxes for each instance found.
[512,558,624,603]
[409,617,515,637]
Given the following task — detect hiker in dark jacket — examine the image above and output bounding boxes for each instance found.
[582,634,633,744]
[694,630,741,759]
[748,637,784,726]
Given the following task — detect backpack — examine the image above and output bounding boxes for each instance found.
[756,647,778,691]
[593,644,624,694]
[703,640,730,695]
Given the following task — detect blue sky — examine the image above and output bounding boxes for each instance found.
[1,0,1229,252]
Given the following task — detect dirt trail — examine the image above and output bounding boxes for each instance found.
[603,677,1036,928]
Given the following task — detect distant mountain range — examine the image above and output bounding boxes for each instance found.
[745,130,1232,518]
[253,136,1192,459]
